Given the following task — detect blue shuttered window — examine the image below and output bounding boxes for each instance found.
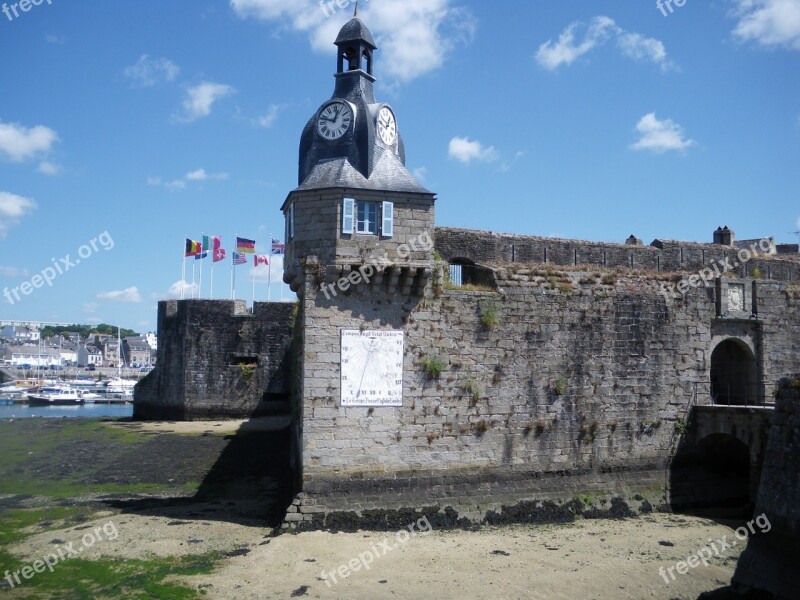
[382,201,394,237]
[342,198,355,234]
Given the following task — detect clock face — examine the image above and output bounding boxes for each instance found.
[341,330,404,407]
[377,106,397,145]
[317,101,353,141]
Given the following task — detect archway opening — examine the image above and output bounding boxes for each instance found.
[670,433,751,518]
[710,339,756,405]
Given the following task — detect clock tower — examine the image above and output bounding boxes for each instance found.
[282,10,436,296]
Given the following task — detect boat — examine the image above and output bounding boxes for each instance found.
[27,387,85,406]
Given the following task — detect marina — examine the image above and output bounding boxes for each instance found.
[0,402,133,419]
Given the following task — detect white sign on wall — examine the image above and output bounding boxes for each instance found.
[340,330,404,407]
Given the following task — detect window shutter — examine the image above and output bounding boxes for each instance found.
[382,201,394,237]
[342,198,355,234]
[288,203,295,240]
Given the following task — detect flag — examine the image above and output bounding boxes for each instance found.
[232,251,247,266]
[195,251,208,261]
[185,238,202,257]
[254,255,269,267]
[202,235,211,252]
[212,236,226,263]
[236,237,256,254]
[271,238,285,255]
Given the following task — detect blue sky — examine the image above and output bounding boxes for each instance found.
[1,0,798,332]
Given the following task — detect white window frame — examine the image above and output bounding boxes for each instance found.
[356,201,378,235]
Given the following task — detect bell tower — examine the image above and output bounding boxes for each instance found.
[282,10,436,298]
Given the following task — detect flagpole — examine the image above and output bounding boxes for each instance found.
[199,233,204,300]
[231,234,237,301]
[268,233,273,302]
[181,237,186,300]
[191,261,196,299]
[210,260,214,300]
[252,259,256,308]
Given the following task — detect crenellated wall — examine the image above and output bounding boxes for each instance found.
[435,227,800,282]
[134,300,295,420]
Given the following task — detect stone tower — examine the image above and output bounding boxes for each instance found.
[281,11,436,297]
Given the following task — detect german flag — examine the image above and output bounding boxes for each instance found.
[185,238,202,257]
[236,237,256,254]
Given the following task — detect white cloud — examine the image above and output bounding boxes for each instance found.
[631,112,696,153]
[257,103,284,128]
[796,215,800,230]
[0,120,59,163]
[83,302,99,314]
[230,0,476,85]
[0,191,36,237]
[448,136,499,164]
[174,82,236,123]
[536,16,618,70]
[124,55,180,88]
[0,266,29,278]
[185,168,229,181]
[97,287,143,303]
[165,179,187,191]
[164,280,198,299]
[147,176,162,186]
[536,16,675,71]
[499,151,525,173]
[37,161,61,176]
[412,166,428,182]
[617,32,675,71]
[731,0,800,50]
[45,34,65,45]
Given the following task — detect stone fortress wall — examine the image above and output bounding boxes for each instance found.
[286,230,800,527]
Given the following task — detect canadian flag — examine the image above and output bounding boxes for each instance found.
[254,255,270,267]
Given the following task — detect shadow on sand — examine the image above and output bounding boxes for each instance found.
[103,416,294,529]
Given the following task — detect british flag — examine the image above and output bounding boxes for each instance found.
[271,238,285,255]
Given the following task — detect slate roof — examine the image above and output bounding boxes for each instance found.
[335,17,376,48]
[295,152,432,195]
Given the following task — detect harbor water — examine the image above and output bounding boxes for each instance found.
[0,401,133,419]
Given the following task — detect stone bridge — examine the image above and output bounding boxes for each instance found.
[670,405,774,514]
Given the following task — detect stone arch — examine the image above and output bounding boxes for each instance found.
[448,258,496,290]
[670,432,752,516]
[710,337,758,405]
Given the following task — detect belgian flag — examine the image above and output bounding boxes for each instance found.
[184,238,202,257]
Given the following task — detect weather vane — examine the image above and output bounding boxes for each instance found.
[354,1,359,17]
